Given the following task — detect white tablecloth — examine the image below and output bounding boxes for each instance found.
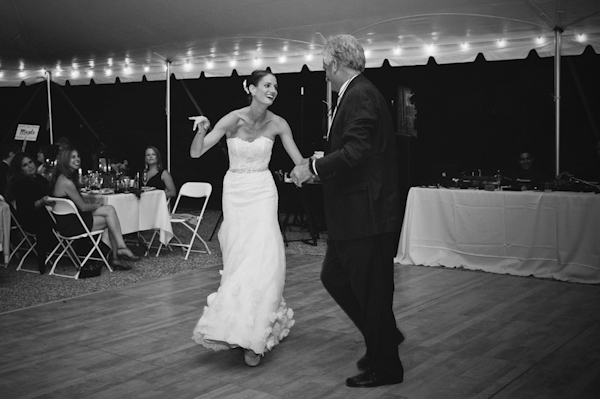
[395,187,600,284]
[83,190,173,246]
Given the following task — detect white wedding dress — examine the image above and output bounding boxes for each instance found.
[192,136,294,355]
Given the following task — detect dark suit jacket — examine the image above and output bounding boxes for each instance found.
[12,174,52,233]
[0,161,9,198]
[315,74,401,240]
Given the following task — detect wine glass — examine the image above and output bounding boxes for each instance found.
[123,177,131,193]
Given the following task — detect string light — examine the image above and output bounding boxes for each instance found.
[4,30,593,82]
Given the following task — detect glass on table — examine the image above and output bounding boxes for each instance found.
[122,177,131,193]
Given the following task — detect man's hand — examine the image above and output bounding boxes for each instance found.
[290,163,314,187]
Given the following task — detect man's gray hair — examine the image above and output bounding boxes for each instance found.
[323,35,366,72]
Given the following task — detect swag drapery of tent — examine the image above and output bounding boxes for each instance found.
[2,0,599,172]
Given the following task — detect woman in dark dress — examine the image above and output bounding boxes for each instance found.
[143,146,176,199]
[7,152,54,274]
[50,148,138,270]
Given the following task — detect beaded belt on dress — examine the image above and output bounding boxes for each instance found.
[229,167,268,173]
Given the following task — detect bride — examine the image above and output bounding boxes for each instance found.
[189,70,307,366]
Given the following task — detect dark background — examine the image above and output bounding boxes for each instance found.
[1,47,599,209]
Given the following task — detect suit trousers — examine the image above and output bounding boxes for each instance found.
[321,231,403,377]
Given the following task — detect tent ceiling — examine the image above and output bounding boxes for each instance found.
[1,0,599,86]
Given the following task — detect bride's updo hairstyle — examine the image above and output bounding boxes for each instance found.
[243,69,273,104]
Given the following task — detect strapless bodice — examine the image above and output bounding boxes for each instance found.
[226,136,273,172]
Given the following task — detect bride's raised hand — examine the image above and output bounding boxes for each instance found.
[189,115,211,133]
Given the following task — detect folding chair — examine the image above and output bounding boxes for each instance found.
[141,198,171,256]
[45,197,112,279]
[9,204,39,273]
[154,182,212,259]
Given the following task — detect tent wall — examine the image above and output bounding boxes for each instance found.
[2,50,599,208]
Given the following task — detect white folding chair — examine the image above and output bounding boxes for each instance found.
[155,182,212,259]
[45,197,112,279]
[141,198,171,256]
[9,204,39,273]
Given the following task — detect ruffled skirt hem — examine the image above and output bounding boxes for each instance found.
[191,299,295,355]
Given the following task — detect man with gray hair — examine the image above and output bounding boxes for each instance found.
[291,34,404,387]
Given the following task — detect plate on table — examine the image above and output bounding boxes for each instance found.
[99,188,115,195]
[141,186,156,192]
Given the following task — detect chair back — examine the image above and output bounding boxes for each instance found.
[46,197,93,238]
[48,197,79,216]
[172,182,212,212]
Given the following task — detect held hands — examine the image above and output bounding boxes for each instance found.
[290,162,314,187]
[189,115,211,133]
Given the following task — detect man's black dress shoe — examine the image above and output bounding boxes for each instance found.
[346,369,403,388]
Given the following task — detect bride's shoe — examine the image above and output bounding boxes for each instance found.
[244,349,261,367]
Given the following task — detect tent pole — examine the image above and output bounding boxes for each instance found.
[45,71,54,145]
[554,27,562,176]
[166,61,171,172]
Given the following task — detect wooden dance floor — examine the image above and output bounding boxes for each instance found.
[1,254,599,398]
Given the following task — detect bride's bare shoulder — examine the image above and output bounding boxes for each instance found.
[268,112,290,130]
[217,109,246,128]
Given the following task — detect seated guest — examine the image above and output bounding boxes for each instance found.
[56,136,72,153]
[143,146,176,199]
[7,152,54,274]
[36,145,54,180]
[50,147,139,270]
[1,144,20,198]
[508,149,550,190]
